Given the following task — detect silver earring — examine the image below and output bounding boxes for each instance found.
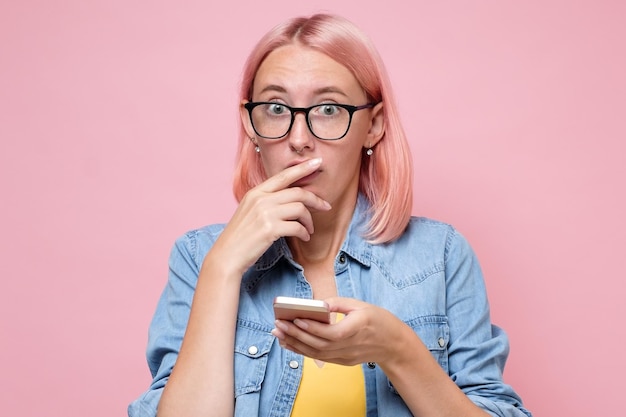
[255,145,260,153]
[366,148,373,156]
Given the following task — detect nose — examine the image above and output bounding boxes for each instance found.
[288,111,315,153]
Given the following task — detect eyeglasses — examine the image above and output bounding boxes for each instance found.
[244,102,377,141]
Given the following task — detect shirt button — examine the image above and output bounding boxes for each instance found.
[339,255,346,263]
[367,362,376,369]
[438,337,446,348]
[289,360,300,369]
[248,346,258,355]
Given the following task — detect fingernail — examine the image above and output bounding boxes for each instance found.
[293,319,308,330]
[308,158,322,167]
[275,320,288,331]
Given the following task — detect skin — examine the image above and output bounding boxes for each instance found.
[157,44,489,417]
[241,43,385,299]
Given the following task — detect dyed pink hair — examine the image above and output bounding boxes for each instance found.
[233,14,413,243]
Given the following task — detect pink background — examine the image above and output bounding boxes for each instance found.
[1,1,624,416]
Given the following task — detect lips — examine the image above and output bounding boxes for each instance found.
[286,159,309,168]
[290,169,321,187]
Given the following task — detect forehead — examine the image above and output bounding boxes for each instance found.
[252,44,363,99]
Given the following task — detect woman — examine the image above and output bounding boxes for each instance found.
[129,13,531,417]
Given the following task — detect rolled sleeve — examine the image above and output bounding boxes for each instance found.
[128,231,204,416]
[444,229,532,417]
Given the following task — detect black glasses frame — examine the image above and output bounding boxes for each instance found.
[244,102,377,140]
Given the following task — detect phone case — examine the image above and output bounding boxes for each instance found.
[273,296,331,323]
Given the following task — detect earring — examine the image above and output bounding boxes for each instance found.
[255,145,260,153]
[366,148,373,156]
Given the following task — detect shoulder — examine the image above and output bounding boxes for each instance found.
[369,217,473,267]
[394,216,464,251]
[406,216,455,236]
[170,223,227,264]
[178,223,227,242]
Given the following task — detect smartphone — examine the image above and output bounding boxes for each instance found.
[273,296,331,324]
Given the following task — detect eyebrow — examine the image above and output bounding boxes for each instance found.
[257,84,349,98]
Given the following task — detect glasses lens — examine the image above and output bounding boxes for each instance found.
[250,103,291,139]
[308,104,350,140]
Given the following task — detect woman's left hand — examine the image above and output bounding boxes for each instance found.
[271,297,410,367]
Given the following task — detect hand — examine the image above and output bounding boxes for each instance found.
[271,297,409,367]
[209,158,331,276]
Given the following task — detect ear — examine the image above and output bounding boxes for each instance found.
[365,101,385,148]
[240,100,257,140]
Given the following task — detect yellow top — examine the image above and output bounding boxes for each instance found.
[289,315,366,417]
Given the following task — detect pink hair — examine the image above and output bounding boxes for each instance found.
[233,14,413,244]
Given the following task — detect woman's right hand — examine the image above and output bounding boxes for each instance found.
[209,157,331,276]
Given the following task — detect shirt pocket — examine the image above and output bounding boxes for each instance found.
[233,324,274,397]
[387,316,450,394]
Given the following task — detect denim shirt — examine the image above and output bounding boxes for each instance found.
[129,196,531,417]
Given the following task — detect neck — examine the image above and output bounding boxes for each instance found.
[288,193,357,266]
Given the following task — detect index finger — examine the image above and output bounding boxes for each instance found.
[260,158,322,193]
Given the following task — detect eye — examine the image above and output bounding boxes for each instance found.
[316,104,340,116]
[267,103,288,115]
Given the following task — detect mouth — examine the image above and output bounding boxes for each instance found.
[290,169,321,187]
[286,159,309,168]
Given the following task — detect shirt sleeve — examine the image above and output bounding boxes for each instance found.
[128,231,203,417]
[443,228,532,417]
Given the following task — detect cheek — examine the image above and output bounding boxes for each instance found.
[324,144,363,177]
[257,143,291,177]
[259,153,280,177]
[350,121,371,147]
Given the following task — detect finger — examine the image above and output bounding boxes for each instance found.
[245,200,315,241]
[272,220,313,242]
[276,319,332,346]
[244,170,331,215]
[247,186,330,218]
[294,316,360,346]
[270,326,286,340]
[275,320,360,364]
[280,334,352,365]
[324,297,366,314]
[273,187,332,213]
[271,201,315,234]
[260,158,323,193]
[236,190,320,237]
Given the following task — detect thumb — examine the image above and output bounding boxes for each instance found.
[324,297,366,315]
